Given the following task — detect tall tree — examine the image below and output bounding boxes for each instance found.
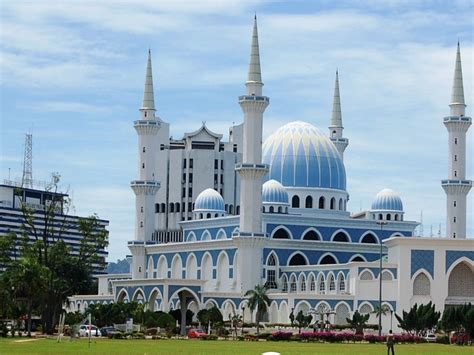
[244,284,270,335]
[8,173,108,334]
[395,302,440,336]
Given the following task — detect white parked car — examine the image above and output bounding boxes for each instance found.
[424,333,437,343]
[78,325,99,337]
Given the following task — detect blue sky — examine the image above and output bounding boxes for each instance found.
[1,0,473,261]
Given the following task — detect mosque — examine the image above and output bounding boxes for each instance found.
[69,17,474,334]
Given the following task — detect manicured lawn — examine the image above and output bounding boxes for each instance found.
[0,338,472,355]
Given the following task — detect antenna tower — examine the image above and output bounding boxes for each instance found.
[21,134,33,188]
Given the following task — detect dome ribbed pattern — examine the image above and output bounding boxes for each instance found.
[262,121,346,190]
[371,188,403,211]
[194,188,225,211]
[262,179,289,204]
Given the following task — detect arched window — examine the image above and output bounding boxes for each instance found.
[319,196,325,209]
[229,205,234,214]
[360,270,373,280]
[448,262,474,297]
[413,273,430,296]
[206,213,211,218]
[265,254,277,289]
[339,198,343,210]
[329,275,336,291]
[305,196,313,208]
[319,255,337,265]
[338,274,346,292]
[199,213,203,219]
[302,230,320,241]
[387,214,391,221]
[273,228,290,239]
[292,195,300,208]
[299,275,307,292]
[170,203,174,213]
[282,275,288,292]
[278,206,282,213]
[318,276,326,293]
[378,213,383,220]
[309,274,316,291]
[360,233,378,244]
[161,203,166,213]
[351,256,365,262]
[330,197,336,210]
[236,206,240,215]
[333,232,350,242]
[394,214,398,221]
[176,203,180,212]
[289,253,307,266]
[290,275,297,293]
[269,206,274,213]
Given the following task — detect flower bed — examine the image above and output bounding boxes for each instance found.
[269,330,424,344]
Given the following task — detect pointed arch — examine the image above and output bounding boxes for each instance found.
[358,301,374,314]
[318,252,339,265]
[186,253,198,279]
[216,251,230,289]
[147,257,155,279]
[334,301,351,325]
[381,270,394,280]
[186,232,197,242]
[305,196,313,208]
[327,272,336,292]
[268,301,279,323]
[318,196,325,209]
[292,195,300,208]
[447,260,474,297]
[281,274,289,292]
[350,254,367,263]
[331,229,351,243]
[360,232,380,244]
[317,273,326,294]
[360,269,375,280]
[132,288,145,303]
[157,255,168,279]
[148,287,163,311]
[171,254,183,279]
[298,273,307,292]
[201,252,213,281]
[301,227,322,241]
[279,301,289,323]
[412,271,431,296]
[308,272,316,292]
[216,228,227,240]
[288,251,309,266]
[336,272,346,293]
[289,273,297,293]
[117,288,129,302]
[201,230,211,241]
[271,225,293,239]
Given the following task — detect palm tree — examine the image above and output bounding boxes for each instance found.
[346,310,370,335]
[244,284,270,336]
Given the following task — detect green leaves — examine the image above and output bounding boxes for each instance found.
[244,284,270,335]
[346,310,370,335]
[439,303,474,338]
[395,302,440,336]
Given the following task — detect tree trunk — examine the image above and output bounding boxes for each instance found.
[27,299,32,337]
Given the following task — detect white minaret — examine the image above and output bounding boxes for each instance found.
[442,42,472,239]
[130,50,161,278]
[234,16,269,292]
[329,70,349,159]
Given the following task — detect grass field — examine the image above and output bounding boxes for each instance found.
[0,338,473,355]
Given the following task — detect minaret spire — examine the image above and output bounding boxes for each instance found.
[141,49,156,112]
[247,15,263,95]
[331,70,343,128]
[329,70,349,159]
[450,42,465,116]
[442,41,472,239]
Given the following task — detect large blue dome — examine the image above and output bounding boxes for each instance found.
[194,188,225,212]
[262,121,346,190]
[371,188,403,211]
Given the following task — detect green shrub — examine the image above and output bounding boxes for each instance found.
[436,335,449,344]
[202,334,218,340]
[112,332,124,339]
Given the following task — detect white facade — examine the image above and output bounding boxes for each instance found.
[70,19,473,336]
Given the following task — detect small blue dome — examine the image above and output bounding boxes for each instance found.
[371,188,403,211]
[262,121,346,190]
[194,189,225,211]
[262,179,289,204]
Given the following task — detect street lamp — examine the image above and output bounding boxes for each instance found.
[390,309,393,332]
[376,220,387,336]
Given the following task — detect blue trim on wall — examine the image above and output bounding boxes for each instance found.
[411,250,434,278]
[445,250,474,272]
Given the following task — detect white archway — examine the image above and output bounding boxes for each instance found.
[186,253,198,279]
[171,254,183,279]
[157,255,168,279]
